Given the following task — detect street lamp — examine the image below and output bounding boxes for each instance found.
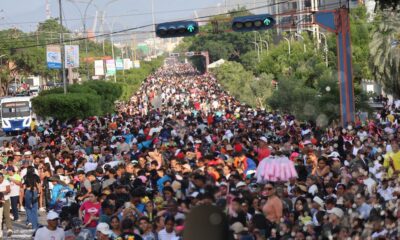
[251,41,261,62]
[283,37,291,55]
[294,33,306,53]
[254,31,269,54]
[67,0,95,81]
[304,29,328,67]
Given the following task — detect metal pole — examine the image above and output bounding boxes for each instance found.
[110,32,116,82]
[252,42,260,62]
[83,0,95,80]
[295,33,306,53]
[283,37,291,55]
[0,55,5,96]
[260,40,269,54]
[59,0,67,94]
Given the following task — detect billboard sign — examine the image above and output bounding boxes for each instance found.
[46,45,62,69]
[106,59,116,75]
[115,58,124,70]
[65,45,80,68]
[123,58,131,70]
[94,60,104,76]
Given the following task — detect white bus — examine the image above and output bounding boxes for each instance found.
[1,96,34,133]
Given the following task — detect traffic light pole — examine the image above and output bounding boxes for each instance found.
[315,7,355,127]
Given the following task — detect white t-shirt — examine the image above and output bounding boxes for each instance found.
[158,229,177,240]
[8,174,21,197]
[34,227,65,240]
[0,179,11,200]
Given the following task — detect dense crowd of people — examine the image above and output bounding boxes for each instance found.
[0,61,400,240]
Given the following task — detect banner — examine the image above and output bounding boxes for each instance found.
[46,45,62,69]
[106,59,116,75]
[65,45,80,68]
[94,60,104,76]
[123,59,131,70]
[115,59,124,70]
[133,60,140,68]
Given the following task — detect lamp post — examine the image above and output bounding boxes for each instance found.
[304,29,328,67]
[67,0,95,81]
[254,32,269,54]
[251,42,261,62]
[283,37,291,55]
[295,33,306,53]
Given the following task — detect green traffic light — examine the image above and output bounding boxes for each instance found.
[187,25,195,32]
[264,18,271,26]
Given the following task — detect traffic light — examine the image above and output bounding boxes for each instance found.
[232,14,275,32]
[156,21,199,38]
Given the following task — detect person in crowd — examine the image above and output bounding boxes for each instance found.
[79,192,101,237]
[0,62,399,239]
[6,166,21,222]
[34,211,65,240]
[23,166,41,229]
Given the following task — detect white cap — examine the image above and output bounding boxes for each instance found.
[236,181,246,189]
[327,207,344,218]
[259,136,268,143]
[96,222,112,235]
[313,196,324,207]
[328,151,340,158]
[47,211,59,220]
[24,151,32,156]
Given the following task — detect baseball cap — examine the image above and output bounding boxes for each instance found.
[96,223,112,235]
[236,181,246,189]
[24,151,32,156]
[313,196,324,207]
[259,136,268,143]
[327,207,344,218]
[47,211,59,220]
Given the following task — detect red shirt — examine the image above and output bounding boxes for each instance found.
[79,200,101,228]
[257,147,271,162]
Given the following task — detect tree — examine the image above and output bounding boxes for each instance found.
[369,12,400,97]
[211,61,266,107]
[375,0,399,11]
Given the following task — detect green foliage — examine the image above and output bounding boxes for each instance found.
[32,93,101,121]
[212,61,271,107]
[369,11,400,97]
[33,81,123,120]
[116,57,163,90]
[375,0,399,11]
[202,6,372,125]
[350,5,373,82]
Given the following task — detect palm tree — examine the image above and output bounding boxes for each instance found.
[369,12,400,98]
